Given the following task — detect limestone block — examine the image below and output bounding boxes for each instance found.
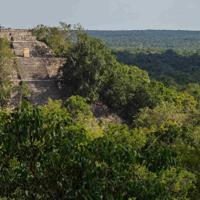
[23,48,30,57]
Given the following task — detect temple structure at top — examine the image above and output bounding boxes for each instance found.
[0,28,66,105]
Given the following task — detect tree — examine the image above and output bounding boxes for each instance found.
[64,96,103,139]
[101,63,150,121]
[62,32,117,101]
[0,38,14,106]
[0,99,197,199]
[32,25,71,57]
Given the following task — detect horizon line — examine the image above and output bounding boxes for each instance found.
[1,27,200,32]
[1,24,200,32]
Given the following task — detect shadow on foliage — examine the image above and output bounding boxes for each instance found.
[115,49,200,87]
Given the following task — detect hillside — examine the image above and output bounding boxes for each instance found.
[0,25,199,199]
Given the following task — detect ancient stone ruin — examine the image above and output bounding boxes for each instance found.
[23,48,30,58]
[0,29,66,105]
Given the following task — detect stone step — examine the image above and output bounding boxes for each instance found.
[17,58,49,80]
[12,41,53,57]
[13,35,36,41]
[0,30,36,41]
[26,80,62,105]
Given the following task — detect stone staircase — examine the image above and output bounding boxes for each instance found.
[13,41,53,57]
[25,81,62,104]
[17,58,49,80]
[16,57,64,104]
[0,29,65,105]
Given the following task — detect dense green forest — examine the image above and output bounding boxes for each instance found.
[87,30,200,88]
[115,49,200,88]
[0,25,199,199]
[87,30,200,52]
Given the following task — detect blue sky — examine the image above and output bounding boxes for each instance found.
[0,0,199,30]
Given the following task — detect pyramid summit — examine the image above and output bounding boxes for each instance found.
[0,28,66,105]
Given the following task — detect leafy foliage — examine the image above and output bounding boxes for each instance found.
[0,99,198,199]
[115,49,200,88]
[32,24,71,57]
[62,32,117,101]
[0,38,14,106]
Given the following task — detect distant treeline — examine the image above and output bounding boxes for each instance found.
[87,30,200,52]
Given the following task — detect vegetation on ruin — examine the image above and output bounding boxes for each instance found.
[0,38,14,106]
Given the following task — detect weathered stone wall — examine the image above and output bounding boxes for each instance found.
[4,58,19,81]
[12,41,54,57]
[0,29,34,41]
[16,57,66,80]
[0,28,65,72]
[0,29,54,57]
[45,58,66,78]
